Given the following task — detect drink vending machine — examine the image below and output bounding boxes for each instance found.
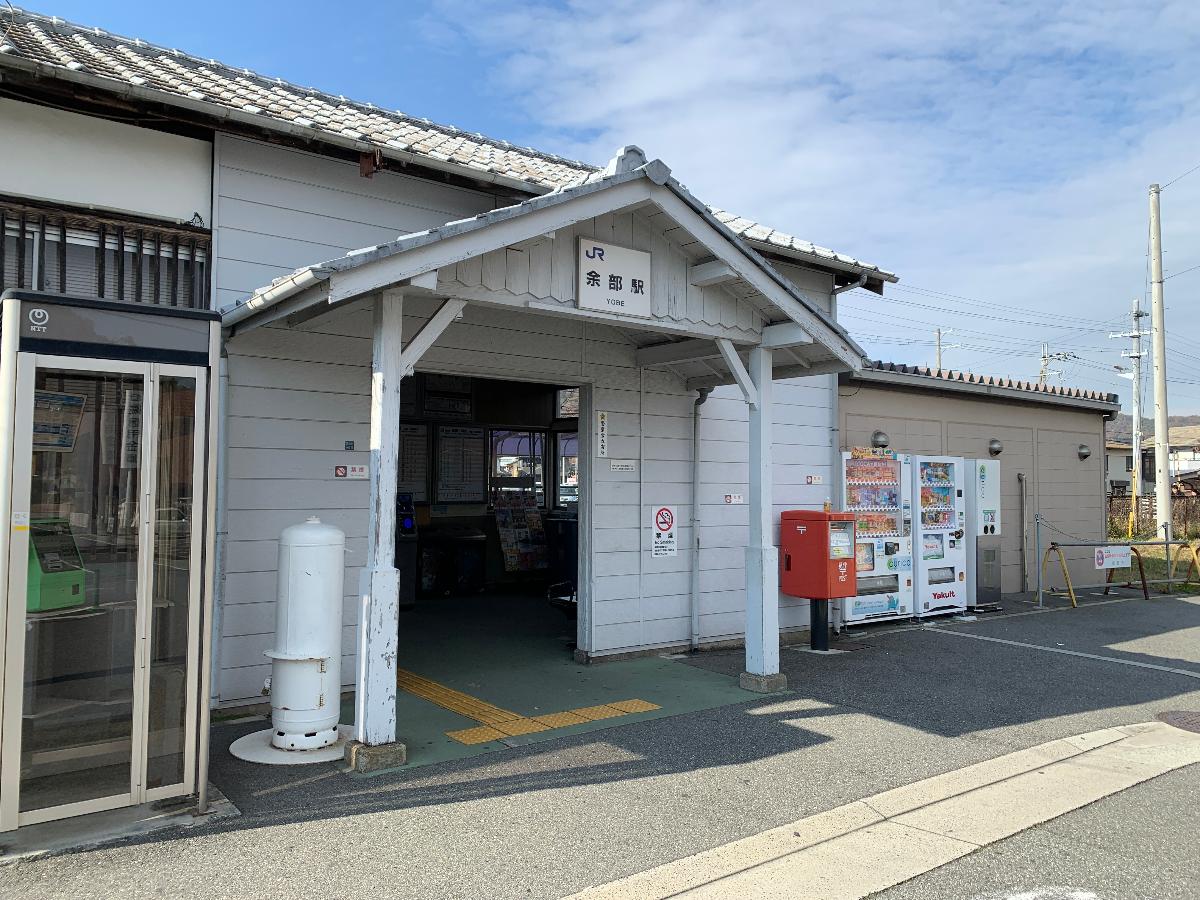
[840,449,913,623]
[965,459,1003,607]
[912,455,968,616]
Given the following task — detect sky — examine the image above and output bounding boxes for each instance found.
[34,0,1200,415]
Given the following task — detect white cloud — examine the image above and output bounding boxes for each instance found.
[431,0,1200,410]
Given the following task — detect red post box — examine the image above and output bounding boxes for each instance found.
[780,510,857,600]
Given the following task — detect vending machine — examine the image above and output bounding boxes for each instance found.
[912,455,968,616]
[966,459,1003,607]
[840,449,914,623]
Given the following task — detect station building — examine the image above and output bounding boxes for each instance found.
[0,8,1115,832]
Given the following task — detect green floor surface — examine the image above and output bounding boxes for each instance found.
[342,588,754,770]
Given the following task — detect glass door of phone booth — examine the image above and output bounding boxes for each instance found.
[0,292,216,831]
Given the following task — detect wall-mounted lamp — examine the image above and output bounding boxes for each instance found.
[871,430,890,449]
[988,438,1003,457]
[1078,444,1092,461]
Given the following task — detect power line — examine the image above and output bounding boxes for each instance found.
[1162,160,1200,189]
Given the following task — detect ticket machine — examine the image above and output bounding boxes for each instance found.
[780,510,857,650]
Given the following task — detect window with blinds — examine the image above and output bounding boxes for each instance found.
[0,198,210,309]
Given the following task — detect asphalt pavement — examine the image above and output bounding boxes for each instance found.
[0,590,1196,899]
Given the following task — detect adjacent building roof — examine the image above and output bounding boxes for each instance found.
[0,6,895,288]
[847,361,1120,413]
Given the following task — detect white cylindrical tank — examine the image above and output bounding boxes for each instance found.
[265,517,344,750]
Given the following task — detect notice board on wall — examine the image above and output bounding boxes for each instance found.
[398,423,429,502]
[435,425,486,503]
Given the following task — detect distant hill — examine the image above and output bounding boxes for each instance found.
[1108,413,1200,444]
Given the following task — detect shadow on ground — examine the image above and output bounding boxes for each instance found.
[106,588,1200,852]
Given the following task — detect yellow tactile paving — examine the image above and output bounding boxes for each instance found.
[396,668,663,745]
[568,704,629,721]
[396,668,523,725]
[493,717,552,737]
[531,711,590,728]
[607,699,662,714]
[445,725,507,745]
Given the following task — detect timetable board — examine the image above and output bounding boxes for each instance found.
[435,425,486,503]
[398,424,429,502]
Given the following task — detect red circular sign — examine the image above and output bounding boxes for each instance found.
[656,507,674,532]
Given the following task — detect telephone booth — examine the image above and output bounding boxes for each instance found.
[0,290,218,831]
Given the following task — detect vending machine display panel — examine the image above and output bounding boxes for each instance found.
[839,449,913,623]
[911,455,968,616]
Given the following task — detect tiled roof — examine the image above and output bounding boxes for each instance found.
[0,7,895,283]
[862,361,1119,405]
[709,208,895,281]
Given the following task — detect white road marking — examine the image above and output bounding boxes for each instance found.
[930,628,1200,679]
[568,723,1200,900]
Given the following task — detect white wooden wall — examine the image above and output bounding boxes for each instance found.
[212,136,843,701]
[212,134,498,311]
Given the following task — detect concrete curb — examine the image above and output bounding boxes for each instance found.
[568,721,1200,899]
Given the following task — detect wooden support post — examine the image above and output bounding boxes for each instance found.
[741,347,785,692]
[354,289,404,754]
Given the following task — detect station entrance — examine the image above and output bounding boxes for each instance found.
[390,372,585,751]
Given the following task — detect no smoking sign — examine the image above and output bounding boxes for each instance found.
[652,505,677,557]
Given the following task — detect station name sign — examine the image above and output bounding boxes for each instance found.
[577,238,652,318]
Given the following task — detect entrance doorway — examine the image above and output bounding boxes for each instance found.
[390,375,585,753]
[0,293,217,831]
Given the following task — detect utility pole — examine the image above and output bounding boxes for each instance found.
[1149,183,1171,539]
[1111,297,1148,535]
[1037,343,1072,385]
[936,328,943,370]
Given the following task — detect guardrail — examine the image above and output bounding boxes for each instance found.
[1034,513,1196,608]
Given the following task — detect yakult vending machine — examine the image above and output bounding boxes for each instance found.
[840,449,914,623]
[912,456,968,616]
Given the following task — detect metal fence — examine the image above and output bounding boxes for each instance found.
[1107,495,1200,540]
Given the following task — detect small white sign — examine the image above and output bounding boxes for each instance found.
[1095,546,1132,569]
[596,410,610,458]
[651,505,678,557]
[334,464,369,480]
[578,238,652,318]
[724,493,744,505]
[610,459,637,473]
[806,474,824,485]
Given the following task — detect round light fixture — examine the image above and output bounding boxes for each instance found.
[1078,444,1092,461]
[988,438,1003,457]
[871,430,890,449]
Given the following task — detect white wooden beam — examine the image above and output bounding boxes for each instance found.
[406,270,439,292]
[760,321,813,350]
[326,179,654,304]
[685,358,848,391]
[716,338,758,408]
[743,346,783,690]
[356,289,404,747]
[651,186,863,371]
[400,298,467,377]
[635,338,722,368]
[688,260,738,287]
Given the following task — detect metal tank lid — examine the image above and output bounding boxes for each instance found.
[279,516,345,546]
